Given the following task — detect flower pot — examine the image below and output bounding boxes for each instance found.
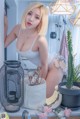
[23,78,46,110]
[58,82,80,110]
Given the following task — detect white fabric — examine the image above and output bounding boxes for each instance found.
[17,32,53,68]
[18,50,55,70]
[23,76,46,110]
[18,50,41,67]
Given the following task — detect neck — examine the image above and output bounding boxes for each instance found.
[24,28,37,36]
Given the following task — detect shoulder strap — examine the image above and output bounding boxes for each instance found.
[30,35,40,50]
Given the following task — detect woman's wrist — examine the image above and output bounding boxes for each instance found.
[39,65,48,79]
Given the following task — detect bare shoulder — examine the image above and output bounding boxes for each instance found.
[38,35,48,46]
[13,24,20,32]
[37,35,48,53]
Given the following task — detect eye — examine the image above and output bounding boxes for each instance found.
[35,17,40,19]
[28,11,32,15]
[35,15,40,20]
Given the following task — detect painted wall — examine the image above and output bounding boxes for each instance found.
[7,1,17,60]
[0,0,4,67]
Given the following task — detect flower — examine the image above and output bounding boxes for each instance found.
[39,112,47,119]
[44,106,52,113]
[38,106,52,119]
[52,107,72,119]
[38,106,71,119]
[64,108,72,117]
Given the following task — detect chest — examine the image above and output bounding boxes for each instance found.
[16,32,38,51]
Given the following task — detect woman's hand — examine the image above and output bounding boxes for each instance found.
[38,65,48,79]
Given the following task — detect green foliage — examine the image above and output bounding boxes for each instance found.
[73,64,80,82]
[66,30,80,89]
[66,30,74,89]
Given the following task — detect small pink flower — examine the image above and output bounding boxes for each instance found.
[64,108,72,117]
[44,106,52,113]
[39,112,47,119]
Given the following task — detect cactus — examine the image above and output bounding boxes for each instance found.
[66,30,74,89]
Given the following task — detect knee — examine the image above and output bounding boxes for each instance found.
[50,57,66,74]
[51,64,63,74]
[51,65,64,81]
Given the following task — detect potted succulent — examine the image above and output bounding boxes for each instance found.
[58,30,80,110]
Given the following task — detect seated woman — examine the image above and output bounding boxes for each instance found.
[4,2,66,98]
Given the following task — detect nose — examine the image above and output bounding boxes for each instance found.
[29,15,34,21]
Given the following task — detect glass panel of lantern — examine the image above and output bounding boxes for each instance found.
[0,60,24,112]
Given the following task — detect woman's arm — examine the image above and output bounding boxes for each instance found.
[4,15,8,40]
[4,24,20,48]
[38,36,48,79]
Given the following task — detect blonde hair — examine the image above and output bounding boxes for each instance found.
[21,2,49,36]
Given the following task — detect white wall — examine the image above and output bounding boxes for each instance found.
[7,1,17,60]
[0,0,4,67]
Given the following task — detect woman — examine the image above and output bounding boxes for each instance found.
[4,2,65,98]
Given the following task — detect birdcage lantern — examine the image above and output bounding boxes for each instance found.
[0,60,24,112]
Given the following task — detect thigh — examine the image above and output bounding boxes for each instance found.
[46,64,63,98]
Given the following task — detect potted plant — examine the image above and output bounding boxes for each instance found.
[58,30,80,110]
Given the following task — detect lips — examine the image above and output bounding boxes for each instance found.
[27,22,32,26]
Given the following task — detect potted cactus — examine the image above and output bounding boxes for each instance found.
[58,30,80,110]
[66,30,74,89]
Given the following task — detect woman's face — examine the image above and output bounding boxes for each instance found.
[25,7,41,29]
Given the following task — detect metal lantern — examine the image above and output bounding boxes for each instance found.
[0,60,24,112]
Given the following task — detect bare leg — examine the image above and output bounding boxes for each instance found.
[46,64,63,98]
